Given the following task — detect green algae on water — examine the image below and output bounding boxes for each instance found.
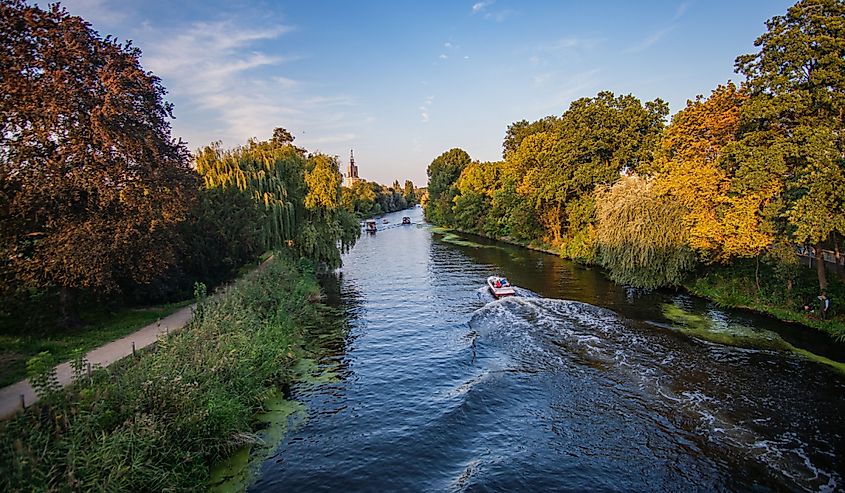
[209,394,306,493]
[661,304,789,350]
[661,303,845,375]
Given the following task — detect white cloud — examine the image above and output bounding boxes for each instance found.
[133,17,361,149]
[419,95,434,123]
[484,9,514,22]
[439,53,448,59]
[674,1,692,21]
[472,1,494,14]
[444,42,453,48]
[62,0,128,27]
[624,26,674,53]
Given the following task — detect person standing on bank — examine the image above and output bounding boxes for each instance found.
[818,293,830,320]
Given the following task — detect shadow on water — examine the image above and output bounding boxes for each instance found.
[247,209,845,493]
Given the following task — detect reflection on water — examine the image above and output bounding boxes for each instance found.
[251,207,845,492]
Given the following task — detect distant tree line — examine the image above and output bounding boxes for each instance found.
[342,179,420,218]
[426,0,845,308]
[0,1,359,328]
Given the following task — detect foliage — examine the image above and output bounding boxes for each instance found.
[299,154,360,269]
[195,130,358,270]
[653,82,778,261]
[0,0,196,320]
[735,0,845,290]
[341,178,416,218]
[594,175,697,288]
[175,186,264,290]
[0,255,337,491]
[195,135,306,251]
[425,148,471,225]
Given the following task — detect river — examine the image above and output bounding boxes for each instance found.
[249,207,845,492]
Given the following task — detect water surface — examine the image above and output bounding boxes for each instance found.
[252,207,845,492]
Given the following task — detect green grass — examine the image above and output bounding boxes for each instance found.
[686,274,845,341]
[0,253,331,491]
[0,300,192,387]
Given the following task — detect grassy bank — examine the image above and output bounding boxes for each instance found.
[0,254,330,491]
[0,301,192,387]
[686,265,845,341]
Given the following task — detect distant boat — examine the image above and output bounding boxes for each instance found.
[382,219,389,224]
[402,216,411,225]
[487,276,515,298]
[365,219,377,234]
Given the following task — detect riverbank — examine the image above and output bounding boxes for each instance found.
[0,254,332,491]
[431,226,845,341]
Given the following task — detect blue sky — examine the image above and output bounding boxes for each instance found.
[61,0,794,185]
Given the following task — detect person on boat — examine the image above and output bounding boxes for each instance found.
[495,279,502,288]
[501,278,509,287]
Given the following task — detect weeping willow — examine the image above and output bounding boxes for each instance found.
[195,139,306,251]
[195,133,359,268]
[594,175,696,288]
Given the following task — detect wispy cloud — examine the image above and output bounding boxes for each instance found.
[471,0,512,21]
[439,53,448,60]
[673,1,692,21]
[419,95,434,123]
[135,17,360,149]
[63,0,129,27]
[624,26,674,53]
[624,2,688,54]
[472,1,494,14]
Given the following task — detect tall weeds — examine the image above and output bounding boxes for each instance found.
[0,254,328,491]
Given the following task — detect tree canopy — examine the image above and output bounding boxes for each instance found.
[0,0,195,316]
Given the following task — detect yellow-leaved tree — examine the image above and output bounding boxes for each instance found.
[654,82,778,262]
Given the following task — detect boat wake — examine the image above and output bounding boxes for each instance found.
[466,296,844,492]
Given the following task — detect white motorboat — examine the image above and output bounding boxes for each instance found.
[487,276,515,298]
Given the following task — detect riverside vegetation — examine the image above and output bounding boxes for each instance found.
[0,1,419,489]
[0,255,340,491]
[425,0,845,339]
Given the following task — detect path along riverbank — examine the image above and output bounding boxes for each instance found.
[0,256,279,420]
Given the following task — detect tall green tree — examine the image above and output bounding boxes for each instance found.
[514,92,668,244]
[735,0,845,291]
[403,180,417,206]
[195,131,306,252]
[299,154,359,269]
[425,148,471,225]
[0,1,195,325]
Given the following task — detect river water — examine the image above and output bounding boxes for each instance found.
[251,207,845,492]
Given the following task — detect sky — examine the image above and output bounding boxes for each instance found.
[59,0,795,186]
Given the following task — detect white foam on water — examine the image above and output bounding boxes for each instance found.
[467,296,843,492]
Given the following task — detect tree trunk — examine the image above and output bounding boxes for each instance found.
[814,243,828,293]
[833,232,845,281]
[58,286,83,330]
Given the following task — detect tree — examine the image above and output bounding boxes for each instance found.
[654,82,777,262]
[509,92,667,245]
[299,154,359,269]
[0,1,195,325]
[594,175,696,288]
[195,135,306,252]
[403,180,417,206]
[425,148,471,225]
[735,0,845,291]
[452,161,501,233]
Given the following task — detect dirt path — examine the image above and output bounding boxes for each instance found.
[0,304,195,420]
[0,256,277,420]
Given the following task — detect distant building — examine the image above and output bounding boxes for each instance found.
[344,149,361,187]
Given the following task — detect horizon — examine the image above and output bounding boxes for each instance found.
[60,0,794,186]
